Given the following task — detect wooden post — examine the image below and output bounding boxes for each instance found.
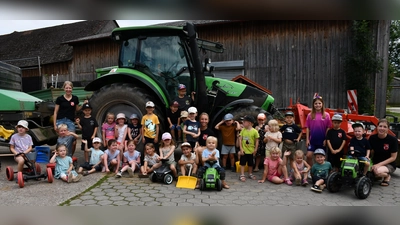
[374,20,390,119]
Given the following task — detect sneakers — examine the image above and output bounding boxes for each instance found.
[311,184,322,192]
[115,171,122,178]
[127,167,134,178]
[302,179,309,186]
[72,174,83,183]
[285,178,293,186]
[231,167,236,172]
[307,171,312,179]
[295,178,301,186]
[67,171,73,183]
[83,171,89,176]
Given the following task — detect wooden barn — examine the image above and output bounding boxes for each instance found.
[388,77,400,106]
[0,20,118,92]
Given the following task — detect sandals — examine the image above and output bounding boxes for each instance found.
[239,175,246,182]
[249,174,256,180]
[253,168,259,172]
[380,180,390,186]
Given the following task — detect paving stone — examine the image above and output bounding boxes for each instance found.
[94,196,110,201]
[113,201,129,206]
[139,196,155,202]
[80,200,97,205]
[97,200,114,206]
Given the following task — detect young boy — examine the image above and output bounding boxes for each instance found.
[180,111,188,142]
[348,122,371,176]
[127,113,142,146]
[280,111,302,161]
[174,84,194,111]
[215,113,240,172]
[178,142,198,176]
[326,114,347,172]
[310,149,332,192]
[238,115,259,182]
[57,123,79,157]
[167,101,181,142]
[195,136,229,189]
[75,103,98,163]
[141,101,160,145]
[9,120,33,172]
[77,137,104,176]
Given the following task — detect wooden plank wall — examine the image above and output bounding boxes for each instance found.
[197,20,354,109]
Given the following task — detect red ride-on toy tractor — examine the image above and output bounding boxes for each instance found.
[5,152,53,188]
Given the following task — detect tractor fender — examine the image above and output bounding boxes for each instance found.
[85,73,169,106]
[210,99,254,126]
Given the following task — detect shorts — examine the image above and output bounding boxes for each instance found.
[312,175,326,184]
[307,144,324,152]
[282,141,296,153]
[166,161,177,167]
[239,154,254,167]
[80,163,102,172]
[170,124,182,130]
[267,171,282,182]
[56,118,76,132]
[81,139,93,150]
[221,145,236,154]
[123,162,141,169]
[386,164,396,174]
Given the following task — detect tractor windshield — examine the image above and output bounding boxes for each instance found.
[120,35,191,99]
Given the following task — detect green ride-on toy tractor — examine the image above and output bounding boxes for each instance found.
[199,161,222,191]
[326,150,374,199]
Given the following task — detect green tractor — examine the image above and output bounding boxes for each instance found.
[85,22,277,140]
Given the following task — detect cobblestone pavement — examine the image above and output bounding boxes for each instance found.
[65,167,400,206]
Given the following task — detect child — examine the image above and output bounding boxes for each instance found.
[50,144,82,183]
[180,111,188,142]
[183,107,200,149]
[238,115,259,182]
[348,122,371,176]
[290,150,310,186]
[116,140,141,178]
[102,112,116,147]
[215,113,240,172]
[167,101,182,142]
[126,113,142,146]
[140,143,162,175]
[102,139,121,174]
[280,111,302,161]
[196,136,229,189]
[179,142,199,176]
[57,123,79,157]
[75,103,98,163]
[141,101,160,145]
[174,84,194,111]
[306,95,332,170]
[258,146,292,185]
[310,149,332,192]
[326,114,347,172]
[264,119,282,158]
[9,120,33,172]
[158,132,178,179]
[115,113,128,153]
[77,138,104,176]
[254,113,268,172]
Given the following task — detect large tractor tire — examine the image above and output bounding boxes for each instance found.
[89,83,166,144]
[230,105,273,123]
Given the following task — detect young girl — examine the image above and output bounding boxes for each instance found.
[158,132,178,179]
[9,120,33,172]
[306,96,332,170]
[264,119,282,158]
[102,139,121,174]
[115,113,128,154]
[126,113,142,146]
[254,113,268,172]
[140,143,162,176]
[183,107,200,149]
[258,146,292,185]
[102,112,116,148]
[290,150,310,186]
[50,144,82,183]
[116,140,141,178]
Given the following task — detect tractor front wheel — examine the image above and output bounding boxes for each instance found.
[327,171,342,193]
[354,176,372,199]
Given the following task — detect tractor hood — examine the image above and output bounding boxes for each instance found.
[0,89,42,111]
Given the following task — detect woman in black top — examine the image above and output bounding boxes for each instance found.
[195,112,215,166]
[369,119,398,186]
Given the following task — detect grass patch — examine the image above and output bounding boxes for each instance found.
[59,174,110,206]
[386,110,400,123]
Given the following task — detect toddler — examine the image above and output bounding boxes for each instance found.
[178,142,198,176]
[116,140,141,178]
[289,150,310,186]
[158,132,178,179]
[102,139,121,174]
[264,119,282,158]
[78,137,104,176]
[310,149,332,192]
[258,146,292,185]
[50,144,82,183]
[140,143,162,175]
[102,112,116,147]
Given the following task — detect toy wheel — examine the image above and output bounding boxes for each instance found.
[149,173,157,182]
[35,163,42,175]
[200,179,205,191]
[327,171,342,193]
[17,172,24,188]
[355,176,371,199]
[47,168,53,183]
[6,166,14,181]
[216,179,222,191]
[366,171,375,186]
[164,174,173,185]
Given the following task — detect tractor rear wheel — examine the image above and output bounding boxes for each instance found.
[354,176,372,199]
[89,83,165,143]
[327,171,342,193]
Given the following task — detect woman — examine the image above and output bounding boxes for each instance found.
[53,81,86,155]
[194,112,215,166]
[369,119,398,186]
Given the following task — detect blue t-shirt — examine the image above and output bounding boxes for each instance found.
[202,149,220,168]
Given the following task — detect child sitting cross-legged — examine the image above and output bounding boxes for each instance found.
[77,138,104,176]
[195,136,229,189]
[258,146,292,185]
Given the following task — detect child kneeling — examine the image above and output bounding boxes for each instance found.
[195,136,229,189]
